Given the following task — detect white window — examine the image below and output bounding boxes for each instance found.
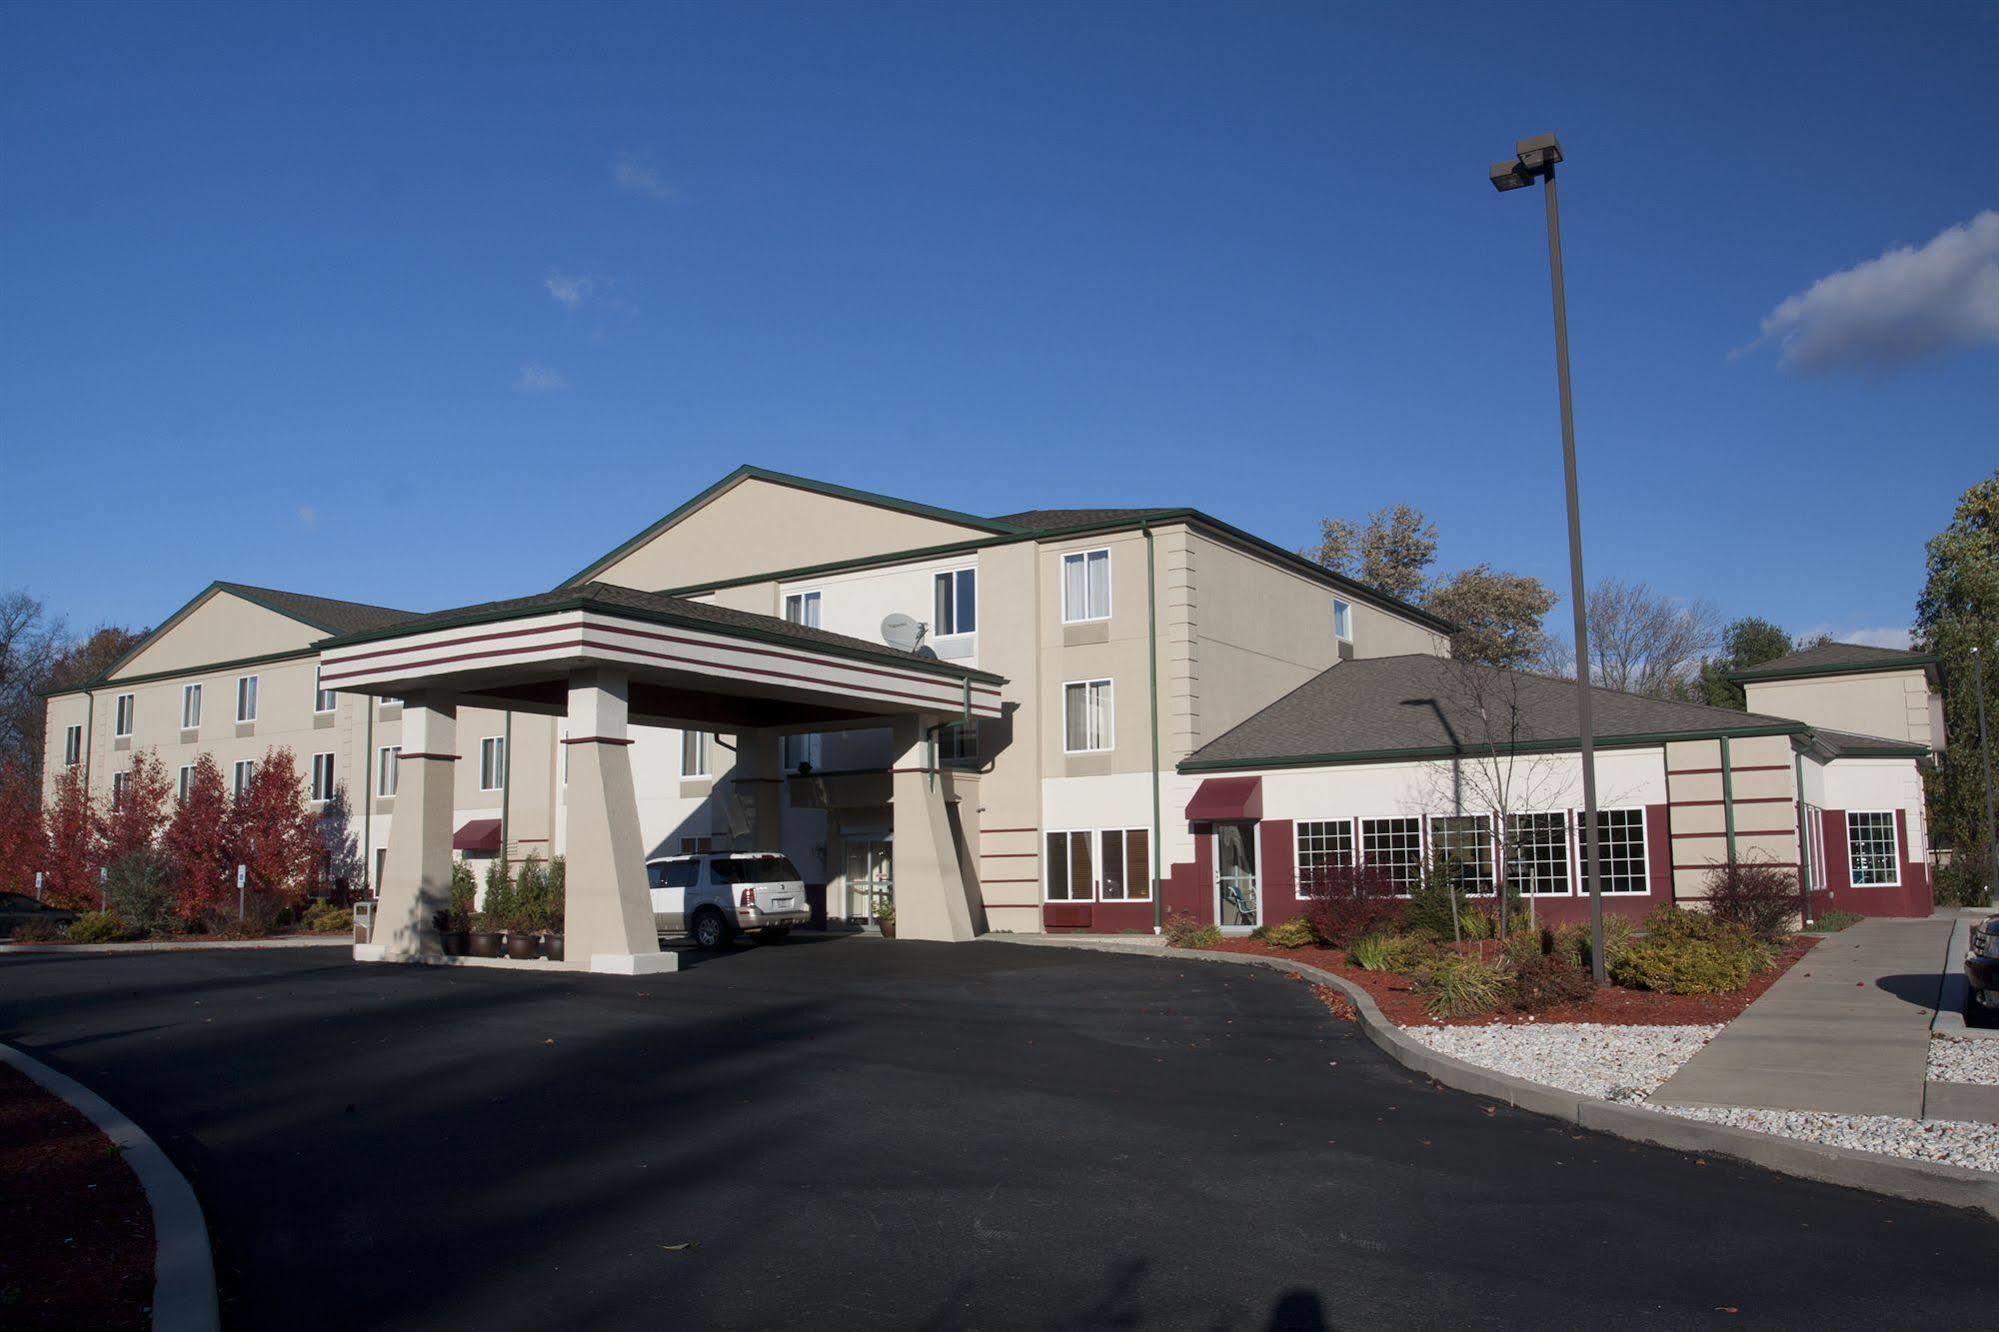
[934,568,977,635]
[1846,811,1900,886]
[114,693,135,737]
[1062,679,1113,753]
[941,720,979,766]
[310,752,336,803]
[479,737,506,792]
[1505,812,1571,896]
[378,747,400,797]
[111,770,130,808]
[783,591,822,627]
[236,674,258,723]
[782,733,822,770]
[678,835,719,854]
[1044,829,1095,901]
[1334,598,1353,643]
[181,683,202,729]
[680,731,711,778]
[63,725,82,767]
[233,759,256,798]
[1429,815,1495,894]
[1360,816,1423,891]
[1295,819,1355,895]
[1098,828,1152,901]
[315,666,336,714]
[1061,549,1111,623]
[177,765,194,802]
[1582,808,1649,894]
[1804,803,1827,892]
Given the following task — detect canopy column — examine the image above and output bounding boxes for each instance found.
[889,713,980,942]
[563,667,676,974]
[728,727,784,850]
[368,692,457,958]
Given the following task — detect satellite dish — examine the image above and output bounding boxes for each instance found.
[880,613,927,652]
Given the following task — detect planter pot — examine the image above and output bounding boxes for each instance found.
[541,933,565,962]
[878,918,897,938]
[467,931,505,959]
[505,932,540,960]
[440,930,471,957]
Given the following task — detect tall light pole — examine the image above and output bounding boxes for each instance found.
[1973,644,1997,907]
[1491,133,1607,982]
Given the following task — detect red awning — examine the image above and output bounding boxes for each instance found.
[1185,776,1262,822]
[453,818,503,852]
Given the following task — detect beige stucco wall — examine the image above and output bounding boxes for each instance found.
[583,476,996,592]
[110,591,323,679]
[1662,734,1801,901]
[1745,668,1938,750]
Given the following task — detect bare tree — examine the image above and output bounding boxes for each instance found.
[1300,504,1437,602]
[0,591,67,774]
[1584,578,1721,699]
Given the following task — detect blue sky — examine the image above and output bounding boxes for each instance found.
[4,2,1994,648]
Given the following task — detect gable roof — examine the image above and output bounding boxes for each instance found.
[316,581,1005,685]
[1727,640,1936,683]
[561,465,1029,587]
[990,507,1182,531]
[1805,727,1931,760]
[1181,654,1813,771]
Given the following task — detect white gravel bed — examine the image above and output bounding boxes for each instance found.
[1650,1104,1999,1174]
[1927,1033,1999,1086]
[1403,1023,1719,1101]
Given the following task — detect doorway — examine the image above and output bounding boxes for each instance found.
[844,840,893,926]
[1215,822,1259,928]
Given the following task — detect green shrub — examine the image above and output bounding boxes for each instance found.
[104,849,181,937]
[1702,859,1801,941]
[1415,953,1515,1019]
[1252,918,1316,948]
[9,918,64,943]
[67,911,135,944]
[301,902,354,934]
[1804,909,1865,933]
[1934,853,1991,908]
[1350,932,1435,974]
[512,854,557,933]
[447,861,478,931]
[1513,951,1596,1011]
[476,858,513,931]
[1611,938,1757,995]
[1163,911,1222,950]
[1554,916,1636,974]
[545,857,566,932]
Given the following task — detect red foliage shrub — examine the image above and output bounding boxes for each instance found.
[1702,859,1801,942]
[1512,951,1597,1011]
[227,747,319,910]
[1298,862,1404,946]
[40,766,102,910]
[164,753,232,923]
[0,761,47,898]
[100,749,171,868]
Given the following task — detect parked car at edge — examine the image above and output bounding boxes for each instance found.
[647,852,810,949]
[0,892,77,939]
[1967,914,1999,1026]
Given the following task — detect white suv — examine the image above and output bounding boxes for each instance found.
[646,852,811,949]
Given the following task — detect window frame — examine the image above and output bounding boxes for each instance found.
[176,764,194,803]
[933,566,977,636]
[1044,828,1099,902]
[114,692,135,738]
[781,732,822,771]
[782,590,823,628]
[1577,806,1650,895]
[1803,803,1827,892]
[1096,827,1154,902]
[1428,813,1497,896]
[680,730,711,778]
[1358,815,1424,894]
[1293,818,1356,898]
[940,720,979,766]
[1504,811,1574,897]
[1333,598,1354,643]
[479,737,506,793]
[1845,809,1901,887]
[236,674,259,723]
[378,746,400,797]
[111,770,131,809]
[63,724,82,767]
[232,758,256,798]
[181,682,202,730]
[1061,678,1114,754]
[314,665,336,714]
[1061,548,1112,624]
[310,752,336,804]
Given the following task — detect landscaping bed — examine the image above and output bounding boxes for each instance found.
[1197,934,1818,1027]
[0,1065,153,1330]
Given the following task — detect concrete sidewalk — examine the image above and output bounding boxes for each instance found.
[1653,917,1956,1118]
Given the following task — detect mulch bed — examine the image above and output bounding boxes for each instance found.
[1197,934,1820,1028]
[0,1065,154,1331]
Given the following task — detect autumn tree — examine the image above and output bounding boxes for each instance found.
[0,761,47,898]
[101,748,172,868]
[1697,617,1798,710]
[41,765,102,910]
[228,747,320,906]
[1300,504,1437,601]
[1915,468,1999,880]
[0,602,145,776]
[315,783,365,902]
[1425,565,1560,669]
[164,753,232,921]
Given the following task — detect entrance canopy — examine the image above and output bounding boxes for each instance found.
[317,581,1005,728]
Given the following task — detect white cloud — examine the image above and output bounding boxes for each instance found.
[544,272,594,309]
[516,363,569,393]
[296,504,317,530]
[1749,210,1999,374]
[1838,625,1914,651]
[612,152,674,202]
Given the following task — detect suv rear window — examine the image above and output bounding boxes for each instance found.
[709,856,802,884]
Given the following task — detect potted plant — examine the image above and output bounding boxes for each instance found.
[440,862,477,956]
[508,854,550,960]
[540,856,566,961]
[469,857,511,958]
[876,894,896,939]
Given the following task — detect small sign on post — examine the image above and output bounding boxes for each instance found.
[100,865,108,912]
[237,863,248,921]
[34,871,43,902]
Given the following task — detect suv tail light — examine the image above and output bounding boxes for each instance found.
[740,887,756,909]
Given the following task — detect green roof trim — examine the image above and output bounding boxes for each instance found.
[1177,721,1814,773]
[1726,654,1939,684]
[560,465,1031,588]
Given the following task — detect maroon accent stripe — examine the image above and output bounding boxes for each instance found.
[325,614,1002,701]
[1670,828,1797,839]
[982,877,1039,884]
[401,751,458,761]
[1668,796,1794,807]
[982,826,1038,834]
[980,851,1036,858]
[1673,861,1799,871]
[1668,764,1790,777]
[560,735,635,746]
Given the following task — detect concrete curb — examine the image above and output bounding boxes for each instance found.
[0,937,353,956]
[985,934,1999,1220]
[0,1042,220,1332]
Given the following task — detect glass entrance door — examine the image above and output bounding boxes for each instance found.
[1216,822,1259,928]
[844,841,893,925]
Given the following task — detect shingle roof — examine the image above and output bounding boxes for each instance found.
[1727,640,1934,682]
[1807,727,1932,758]
[316,581,1003,683]
[989,507,1182,532]
[1182,655,1810,770]
[215,582,420,636]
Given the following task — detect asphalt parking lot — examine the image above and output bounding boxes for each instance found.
[2,937,1993,1329]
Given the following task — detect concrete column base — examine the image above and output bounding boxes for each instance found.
[589,952,680,975]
